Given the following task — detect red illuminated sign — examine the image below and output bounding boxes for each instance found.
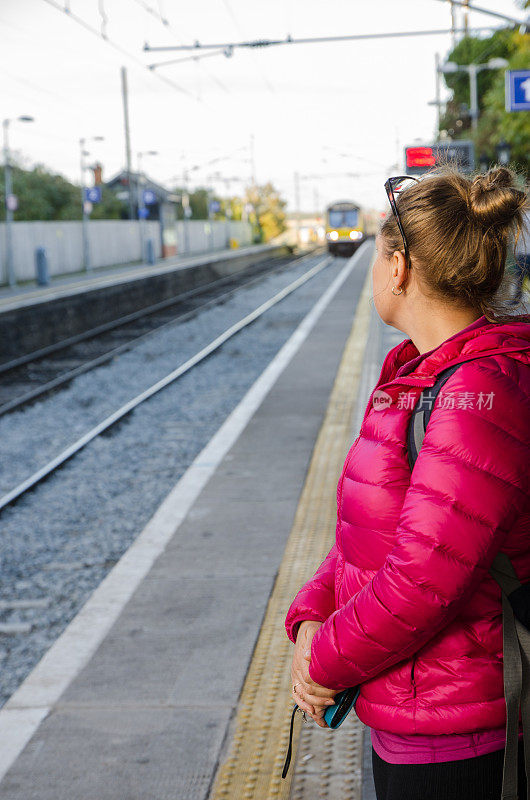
[405,147,436,168]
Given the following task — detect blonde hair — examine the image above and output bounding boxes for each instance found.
[380,166,529,322]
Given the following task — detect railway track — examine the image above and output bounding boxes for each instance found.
[0,250,320,417]
[0,251,333,512]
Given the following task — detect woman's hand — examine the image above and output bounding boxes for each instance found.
[290,621,337,727]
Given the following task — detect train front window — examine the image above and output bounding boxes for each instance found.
[329,209,358,228]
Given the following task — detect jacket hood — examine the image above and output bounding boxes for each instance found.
[387,314,530,385]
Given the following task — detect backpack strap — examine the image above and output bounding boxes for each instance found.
[407,363,462,471]
[490,552,530,800]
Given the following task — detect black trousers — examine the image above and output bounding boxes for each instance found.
[372,739,527,800]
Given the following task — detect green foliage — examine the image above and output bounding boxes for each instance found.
[0,164,79,220]
[442,29,513,115]
[440,29,530,176]
[478,33,530,173]
[0,161,127,221]
[172,187,228,220]
[88,188,127,220]
[189,188,209,219]
[171,182,287,242]
[246,182,287,242]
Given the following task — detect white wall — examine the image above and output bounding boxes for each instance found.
[0,219,253,284]
[174,219,253,256]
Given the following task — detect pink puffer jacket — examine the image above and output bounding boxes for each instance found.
[286,315,530,734]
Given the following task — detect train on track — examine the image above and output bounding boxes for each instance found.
[325,200,379,256]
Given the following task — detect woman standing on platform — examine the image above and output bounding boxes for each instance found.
[285,166,530,800]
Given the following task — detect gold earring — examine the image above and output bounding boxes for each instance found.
[391,285,403,296]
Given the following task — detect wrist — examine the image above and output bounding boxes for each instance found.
[298,620,321,638]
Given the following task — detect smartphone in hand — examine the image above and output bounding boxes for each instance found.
[323,686,360,729]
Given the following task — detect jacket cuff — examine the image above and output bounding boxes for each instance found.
[285,611,327,644]
[308,617,363,690]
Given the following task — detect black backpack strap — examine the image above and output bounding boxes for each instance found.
[407,363,463,471]
[490,552,530,800]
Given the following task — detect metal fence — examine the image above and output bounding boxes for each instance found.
[0,219,254,285]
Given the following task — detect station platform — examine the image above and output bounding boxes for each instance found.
[0,244,292,313]
[0,240,400,800]
[0,242,291,363]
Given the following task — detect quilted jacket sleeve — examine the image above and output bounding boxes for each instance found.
[285,544,339,642]
[309,361,530,690]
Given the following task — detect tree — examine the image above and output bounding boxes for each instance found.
[478,32,530,173]
[0,161,126,221]
[440,28,530,176]
[87,188,127,220]
[246,182,287,242]
[169,180,287,240]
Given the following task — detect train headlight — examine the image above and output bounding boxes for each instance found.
[327,230,339,241]
[349,231,362,240]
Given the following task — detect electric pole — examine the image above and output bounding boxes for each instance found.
[121,66,134,220]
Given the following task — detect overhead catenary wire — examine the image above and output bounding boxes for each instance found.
[130,0,231,93]
[41,0,200,100]
[218,0,275,93]
[143,26,499,54]
[98,0,108,39]
[149,49,229,70]
[0,67,89,127]
[132,0,169,26]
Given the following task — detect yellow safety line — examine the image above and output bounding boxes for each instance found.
[209,257,374,800]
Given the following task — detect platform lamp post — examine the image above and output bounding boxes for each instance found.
[3,115,34,287]
[439,58,509,131]
[80,135,104,272]
[137,150,158,262]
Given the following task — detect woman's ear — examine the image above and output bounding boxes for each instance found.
[392,251,408,284]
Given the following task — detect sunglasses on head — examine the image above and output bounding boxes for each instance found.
[384,175,420,268]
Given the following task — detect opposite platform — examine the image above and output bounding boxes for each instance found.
[0,242,291,363]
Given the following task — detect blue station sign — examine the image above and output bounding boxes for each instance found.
[143,189,157,206]
[505,70,530,112]
[84,186,102,203]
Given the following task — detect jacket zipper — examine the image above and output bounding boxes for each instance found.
[411,657,417,699]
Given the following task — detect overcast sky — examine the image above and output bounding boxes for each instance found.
[1,0,524,212]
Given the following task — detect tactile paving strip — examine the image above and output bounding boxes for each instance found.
[289,715,363,800]
[209,260,373,800]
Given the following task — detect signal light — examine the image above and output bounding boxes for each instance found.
[406,147,436,168]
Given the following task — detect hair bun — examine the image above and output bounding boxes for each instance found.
[469,167,526,228]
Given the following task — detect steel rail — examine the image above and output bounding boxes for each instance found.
[0,252,319,416]
[0,254,332,512]
[0,251,312,374]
